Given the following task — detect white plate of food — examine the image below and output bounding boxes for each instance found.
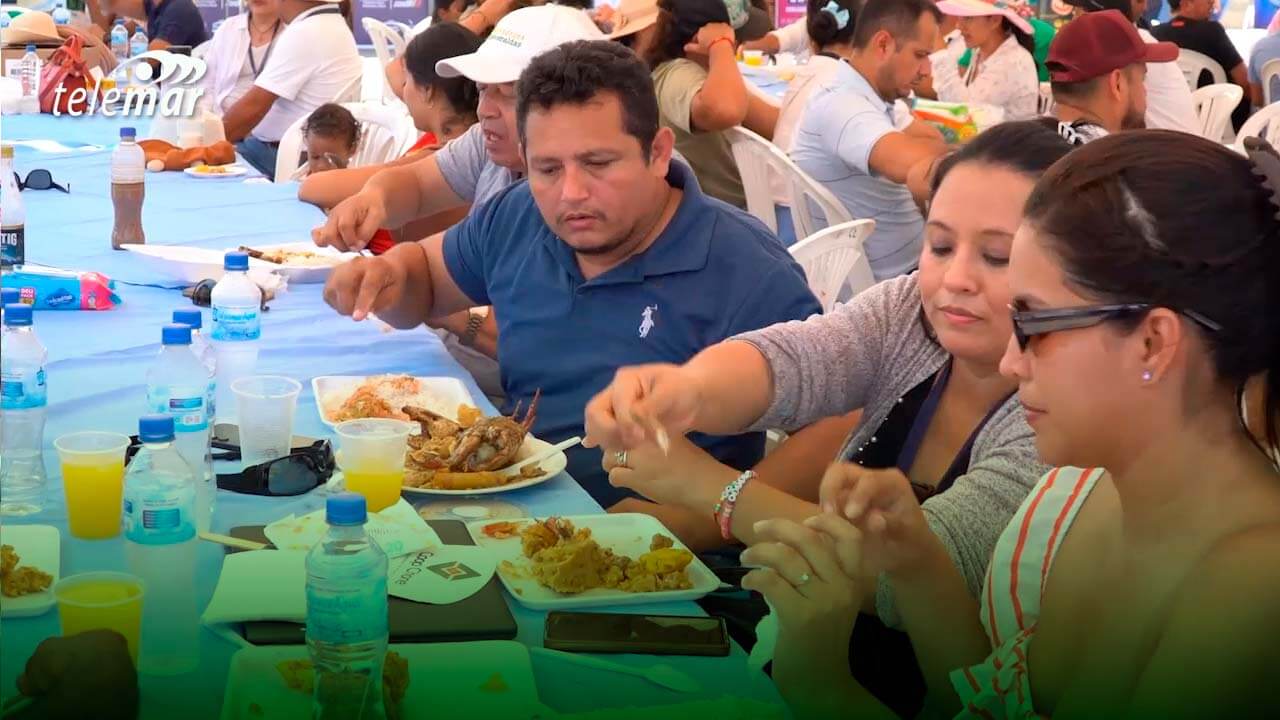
[466,514,719,610]
[218,641,541,720]
[184,163,248,178]
[0,525,60,618]
[237,243,357,284]
[120,244,229,285]
[313,374,475,429]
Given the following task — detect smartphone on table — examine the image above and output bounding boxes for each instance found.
[543,611,730,657]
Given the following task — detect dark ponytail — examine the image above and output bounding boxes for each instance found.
[1004,19,1036,58]
[806,0,859,50]
[1024,130,1280,459]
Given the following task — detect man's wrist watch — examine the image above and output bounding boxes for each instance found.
[461,307,489,347]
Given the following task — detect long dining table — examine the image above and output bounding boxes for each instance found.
[0,113,785,719]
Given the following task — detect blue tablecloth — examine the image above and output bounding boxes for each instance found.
[0,114,782,718]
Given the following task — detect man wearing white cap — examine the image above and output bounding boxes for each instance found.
[221,0,362,179]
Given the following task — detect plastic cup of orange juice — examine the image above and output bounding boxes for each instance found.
[54,572,146,664]
[335,419,411,513]
[54,432,131,540]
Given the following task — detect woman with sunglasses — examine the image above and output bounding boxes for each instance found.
[740,131,1280,719]
[583,120,1073,717]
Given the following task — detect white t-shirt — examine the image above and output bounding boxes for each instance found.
[933,33,1039,121]
[1138,27,1199,133]
[251,4,362,143]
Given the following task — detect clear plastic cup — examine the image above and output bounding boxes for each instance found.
[231,376,301,466]
[54,432,131,540]
[54,571,146,664]
[334,418,411,513]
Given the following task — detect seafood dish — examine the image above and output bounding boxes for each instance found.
[277,652,409,720]
[402,392,544,491]
[1,544,52,598]
[499,518,695,595]
[324,375,442,424]
[239,245,340,267]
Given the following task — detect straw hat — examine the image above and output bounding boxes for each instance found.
[2,11,62,46]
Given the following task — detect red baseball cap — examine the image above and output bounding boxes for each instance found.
[1046,10,1180,83]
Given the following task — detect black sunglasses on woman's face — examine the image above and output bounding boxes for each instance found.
[1009,301,1223,351]
[13,169,70,193]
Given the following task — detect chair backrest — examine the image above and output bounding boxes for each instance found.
[361,17,407,103]
[385,20,414,40]
[1177,49,1227,91]
[274,101,414,182]
[1036,81,1055,116]
[1191,83,1244,142]
[725,126,852,238]
[1238,102,1280,145]
[788,219,877,312]
[1262,58,1280,106]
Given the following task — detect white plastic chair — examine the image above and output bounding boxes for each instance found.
[1177,49,1227,91]
[385,20,414,40]
[725,126,853,239]
[362,17,407,103]
[1191,84,1244,143]
[1238,102,1280,145]
[1261,57,1280,106]
[274,101,414,182]
[788,219,877,313]
[409,17,433,37]
[1037,81,1055,116]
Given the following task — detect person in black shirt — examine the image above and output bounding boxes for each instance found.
[101,0,209,50]
[1150,0,1249,130]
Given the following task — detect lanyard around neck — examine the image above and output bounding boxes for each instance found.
[246,13,282,78]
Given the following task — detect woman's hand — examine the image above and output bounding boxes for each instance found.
[601,433,737,510]
[584,364,703,452]
[740,517,867,701]
[819,463,937,580]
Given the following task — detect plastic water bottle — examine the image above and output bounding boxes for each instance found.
[146,324,214,534]
[19,45,40,115]
[1,145,24,271]
[210,252,260,422]
[123,414,199,675]
[173,308,216,416]
[110,19,128,61]
[306,494,389,720]
[129,26,147,59]
[110,127,146,250]
[0,304,47,516]
[51,2,71,26]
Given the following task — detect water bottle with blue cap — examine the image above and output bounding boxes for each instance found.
[306,493,389,720]
[0,303,47,515]
[210,251,261,421]
[147,323,214,532]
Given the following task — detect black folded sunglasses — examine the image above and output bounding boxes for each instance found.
[125,435,334,497]
[13,169,70,193]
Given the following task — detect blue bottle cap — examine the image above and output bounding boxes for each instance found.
[326,493,368,526]
[3,304,32,327]
[161,323,192,345]
[172,309,203,330]
[1,288,18,305]
[224,251,249,271]
[25,44,35,52]
[120,127,136,139]
[139,414,175,443]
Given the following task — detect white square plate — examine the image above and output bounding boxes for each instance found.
[0,524,60,618]
[466,514,719,611]
[218,641,542,720]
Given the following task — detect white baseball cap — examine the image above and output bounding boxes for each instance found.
[435,5,607,85]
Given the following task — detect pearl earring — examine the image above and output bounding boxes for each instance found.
[1142,370,1153,382]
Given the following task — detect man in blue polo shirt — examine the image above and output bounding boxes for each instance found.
[323,40,819,540]
[100,0,208,49]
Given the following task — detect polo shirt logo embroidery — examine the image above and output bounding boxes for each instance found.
[638,305,657,338]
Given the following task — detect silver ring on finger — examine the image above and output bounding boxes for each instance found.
[614,450,628,468]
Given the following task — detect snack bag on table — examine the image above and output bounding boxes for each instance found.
[2,265,121,310]
[910,99,979,145]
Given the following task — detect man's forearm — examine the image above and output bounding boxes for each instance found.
[375,241,435,329]
[365,165,431,230]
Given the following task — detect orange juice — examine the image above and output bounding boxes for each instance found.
[56,575,145,663]
[343,468,403,512]
[62,460,125,539]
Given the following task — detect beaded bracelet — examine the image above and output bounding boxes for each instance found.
[713,470,756,541]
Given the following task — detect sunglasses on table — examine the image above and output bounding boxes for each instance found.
[1009,301,1223,351]
[125,435,335,497]
[13,169,70,193]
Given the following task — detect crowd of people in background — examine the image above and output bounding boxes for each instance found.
[10,0,1280,717]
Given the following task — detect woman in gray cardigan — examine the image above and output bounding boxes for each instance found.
[585,120,1075,716]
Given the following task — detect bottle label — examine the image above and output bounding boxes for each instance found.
[124,485,195,545]
[1,225,23,267]
[306,575,389,645]
[211,306,261,342]
[147,386,209,432]
[1,367,47,410]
